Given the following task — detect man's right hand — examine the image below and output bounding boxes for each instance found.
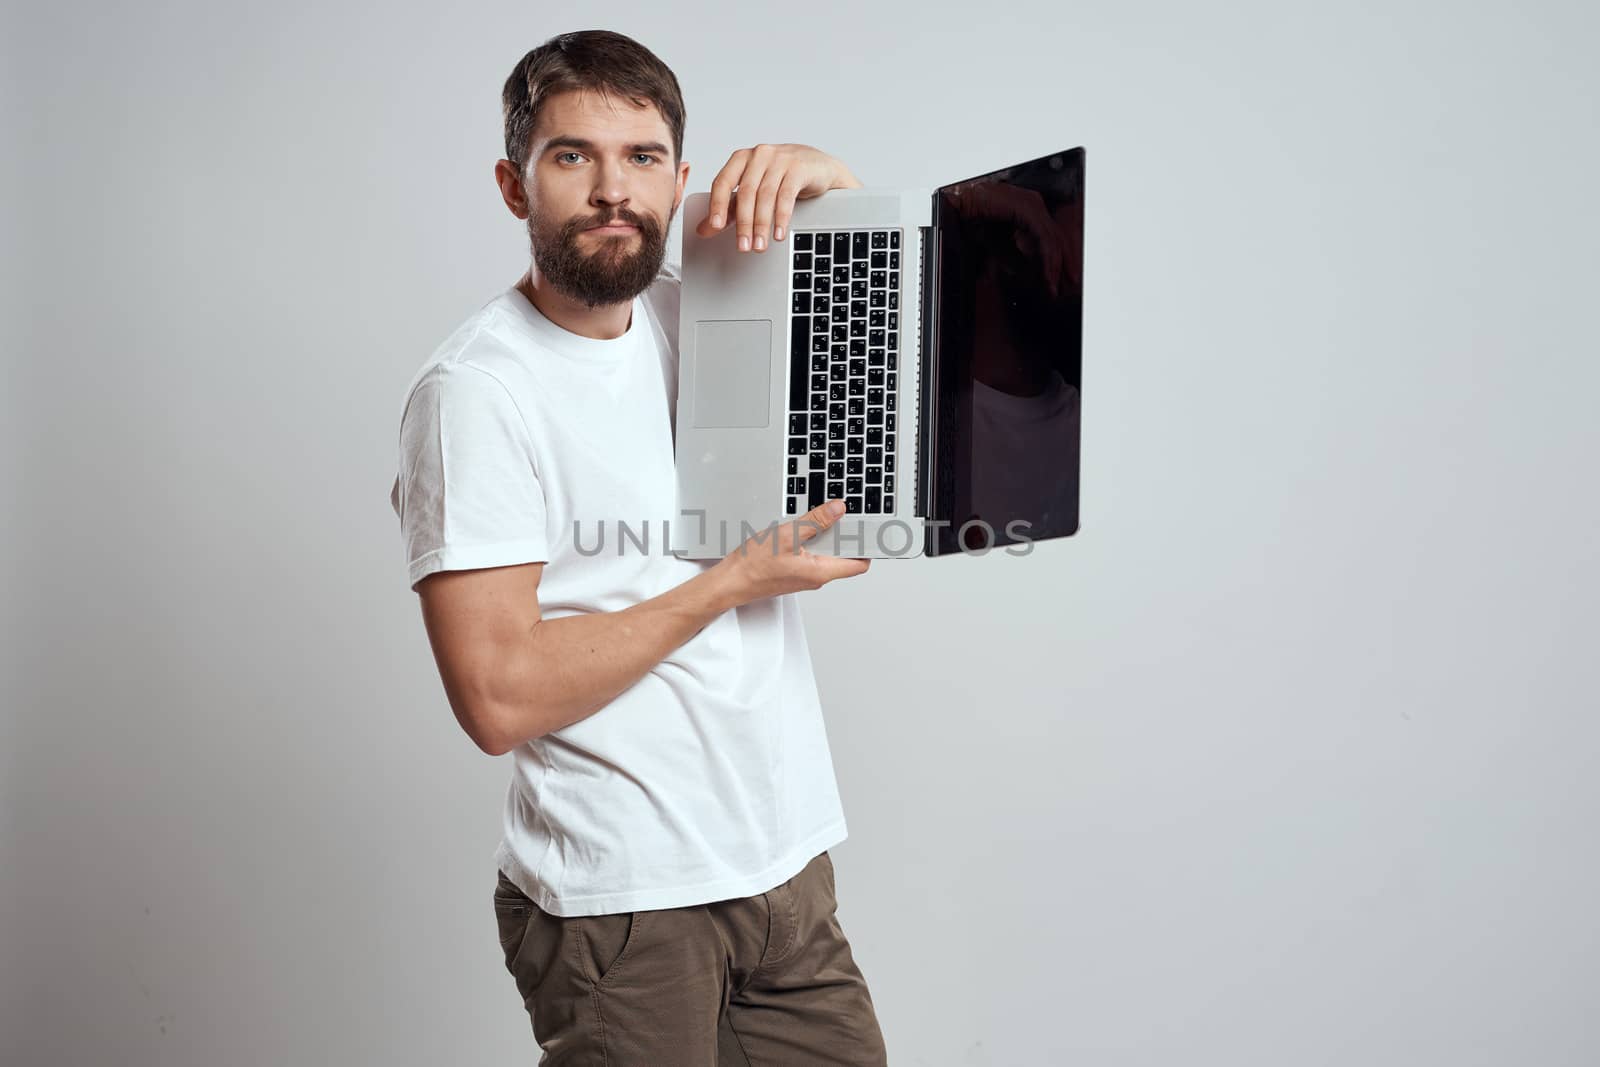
[713,498,870,606]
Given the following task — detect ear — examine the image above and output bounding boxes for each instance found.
[494,159,530,221]
[672,159,690,215]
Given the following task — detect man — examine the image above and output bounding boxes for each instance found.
[388,29,889,1065]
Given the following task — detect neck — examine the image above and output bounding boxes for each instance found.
[518,268,633,340]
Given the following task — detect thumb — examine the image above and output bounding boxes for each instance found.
[795,498,847,542]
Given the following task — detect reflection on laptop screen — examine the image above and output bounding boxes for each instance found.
[930,148,1084,554]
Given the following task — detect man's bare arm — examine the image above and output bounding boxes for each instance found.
[417,499,865,755]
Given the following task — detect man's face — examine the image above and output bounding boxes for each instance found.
[513,89,688,309]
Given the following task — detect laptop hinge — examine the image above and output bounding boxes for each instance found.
[915,213,940,538]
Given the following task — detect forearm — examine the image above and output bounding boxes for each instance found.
[489,561,743,750]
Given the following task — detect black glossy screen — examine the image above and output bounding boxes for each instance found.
[928,148,1084,556]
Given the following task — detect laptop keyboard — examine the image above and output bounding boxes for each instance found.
[784,229,902,516]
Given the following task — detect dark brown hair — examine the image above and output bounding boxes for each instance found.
[501,30,686,173]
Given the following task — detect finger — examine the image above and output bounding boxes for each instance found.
[751,167,788,251]
[733,145,773,251]
[771,172,804,243]
[808,554,872,583]
[696,150,750,236]
[793,499,847,543]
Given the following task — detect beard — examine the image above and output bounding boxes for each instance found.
[526,200,672,309]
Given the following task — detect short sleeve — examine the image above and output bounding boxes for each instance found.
[391,361,550,591]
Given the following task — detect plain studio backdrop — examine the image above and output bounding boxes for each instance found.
[4,1,1597,1064]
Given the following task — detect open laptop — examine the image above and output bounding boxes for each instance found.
[671,147,1084,559]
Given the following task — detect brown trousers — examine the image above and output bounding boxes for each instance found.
[493,850,889,1065]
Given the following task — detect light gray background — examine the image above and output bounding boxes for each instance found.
[5,1,1597,1064]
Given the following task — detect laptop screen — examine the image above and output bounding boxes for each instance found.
[925,148,1084,556]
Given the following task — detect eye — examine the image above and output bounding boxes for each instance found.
[633,153,658,166]
[556,151,584,164]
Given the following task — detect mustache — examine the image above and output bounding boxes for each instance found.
[577,208,651,231]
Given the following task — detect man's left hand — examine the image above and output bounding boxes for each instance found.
[694,144,862,252]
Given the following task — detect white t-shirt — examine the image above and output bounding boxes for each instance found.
[389,264,847,917]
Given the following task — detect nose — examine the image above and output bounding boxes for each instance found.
[589,157,631,211]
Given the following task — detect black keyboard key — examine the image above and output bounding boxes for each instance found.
[851,299,867,317]
[871,231,887,249]
[812,276,829,294]
[852,232,868,258]
[789,317,809,408]
[846,476,863,495]
[848,396,864,415]
[795,233,813,250]
[871,250,886,269]
[795,252,812,270]
[865,486,881,511]
[851,260,868,279]
[890,230,899,248]
[789,413,807,435]
[792,292,810,313]
[866,446,883,465]
[889,250,899,269]
[828,441,845,460]
[833,234,849,259]
[888,292,898,309]
[809,472,824,507]
[787,436,806,455]
[788,456,799,475]
[846,496,862,514]
[866,426,883,445]
[884,474,895,494]
[870,291,886,308]
[788,476,806,495]
[828,480,844,498]
[809,431,826,451]
[847,455,863,475]
[828,461,844,479]
[787,496,799,514]
[870,271,886,288]
[889,271,898,288]
[851,280,867,299]
[810,411,826,430]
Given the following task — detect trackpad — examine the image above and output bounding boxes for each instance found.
[693,320,772,428]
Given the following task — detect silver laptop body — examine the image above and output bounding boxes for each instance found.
[671,187,933,559]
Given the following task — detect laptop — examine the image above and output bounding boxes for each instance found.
[671,147,1084,559]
